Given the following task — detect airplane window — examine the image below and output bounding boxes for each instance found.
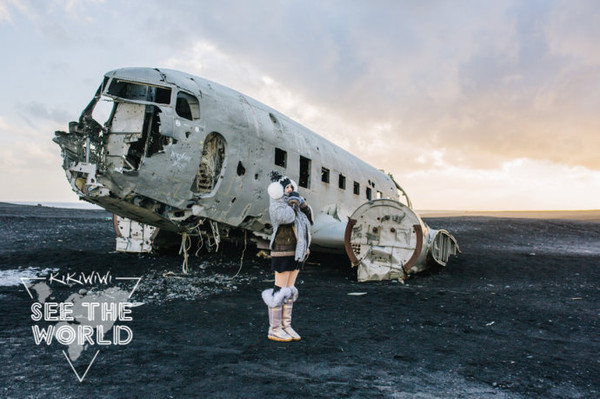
[274,148,287,167]
[353,181,360,195]
[176,92,200,120]
[321,167,330,183]
[366,187,372,200]
[107,80,171,104]
[299,156,311,188]
[176,98,192,119]
[339,174,346,190]
[155,88,171,104]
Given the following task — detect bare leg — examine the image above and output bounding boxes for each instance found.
[285,269,300,287]
[274,271,290,287]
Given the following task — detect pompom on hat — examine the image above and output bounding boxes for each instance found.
[268,171,297,200]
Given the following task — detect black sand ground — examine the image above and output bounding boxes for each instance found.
[1,202,599,398]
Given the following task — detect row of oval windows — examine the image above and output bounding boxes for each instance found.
[274,147,382,200]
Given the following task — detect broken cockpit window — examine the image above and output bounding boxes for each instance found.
[91,96,115,128]
[176,91,200,121]
[78,78,175,175]
[104,103,165,173]
[107,80,172,104]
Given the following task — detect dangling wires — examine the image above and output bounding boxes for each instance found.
[209,221,220,252]
[228,230,247,280]
[194,222,205,257]
[179,232,191,274]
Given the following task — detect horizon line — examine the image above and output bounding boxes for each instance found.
[3,201,599,214]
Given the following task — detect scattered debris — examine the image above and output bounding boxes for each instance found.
[256,250,270,259]
[132,260,265,304]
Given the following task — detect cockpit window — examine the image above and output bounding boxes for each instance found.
[106,79,172,104]
[176,91,200,120]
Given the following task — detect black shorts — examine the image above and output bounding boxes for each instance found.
[271,256,302,273]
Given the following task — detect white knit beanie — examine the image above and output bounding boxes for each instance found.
[268,171,297,199]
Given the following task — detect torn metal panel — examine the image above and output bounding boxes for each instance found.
[53,67,459,279]
[113,215,158,253]
[428,229,461,266]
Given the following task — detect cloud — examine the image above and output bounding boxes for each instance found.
[2,0,599,208]
[0,140,58,169]
[0,0,105,22]
[163,40,408,167]
[0,113,62,168]
[0,146,72,201]
[544,0,600,66]
[406,157,600,211]
[158,1,600,174]
[0,114,68,201]
[0,2,10,23]
[0,115,11,131]
[0,0,45,24]
[0,110,76,201]
[17,101,72,127]
[55,0,106,17]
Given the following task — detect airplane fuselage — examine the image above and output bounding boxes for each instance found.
[54,67,458,280]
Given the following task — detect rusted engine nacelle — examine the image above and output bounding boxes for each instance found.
[345,199,460,282]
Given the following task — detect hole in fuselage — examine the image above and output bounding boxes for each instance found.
[191,132,226,194]
[237,161,246,176]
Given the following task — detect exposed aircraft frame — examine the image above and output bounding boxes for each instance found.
[53,67,459,282]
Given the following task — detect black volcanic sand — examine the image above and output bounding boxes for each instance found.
[1,202,599,398]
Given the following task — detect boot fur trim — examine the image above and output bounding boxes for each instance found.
[289,286,299,302]
[262,287,292,308]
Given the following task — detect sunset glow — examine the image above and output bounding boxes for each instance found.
[0,0,598,210]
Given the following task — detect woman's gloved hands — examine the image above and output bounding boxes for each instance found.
[287,191,305,207]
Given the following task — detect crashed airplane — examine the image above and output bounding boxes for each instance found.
[53,67,459,282]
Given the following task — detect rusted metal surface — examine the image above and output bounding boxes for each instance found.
[403,225,423,273]
[344,199,439,281]
[344,218,359,266]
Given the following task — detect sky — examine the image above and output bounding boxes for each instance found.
[0,0,599,211]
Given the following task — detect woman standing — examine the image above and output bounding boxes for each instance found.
[262,171,313,342]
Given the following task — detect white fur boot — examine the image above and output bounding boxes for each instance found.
[281,286,300,340]
[262,287,293,342]
[281,302,301,341]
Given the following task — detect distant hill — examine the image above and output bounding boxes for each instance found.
[0,202,111,219]
[420,209,600,222]
[3,202,598,222]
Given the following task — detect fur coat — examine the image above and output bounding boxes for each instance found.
[269,195,312,262]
